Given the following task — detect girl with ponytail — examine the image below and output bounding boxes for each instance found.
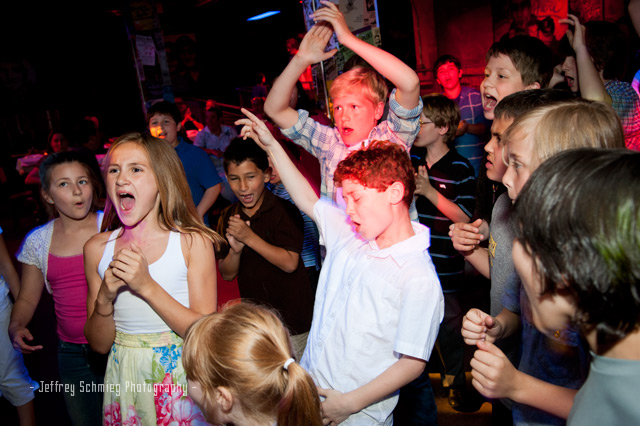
[182,302,323,426]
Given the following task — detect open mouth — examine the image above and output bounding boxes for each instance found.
[240,194,254,205]
[565,76,575,87]
[118,192,135,212]
[341,127,354,136]
[483,94,498,111]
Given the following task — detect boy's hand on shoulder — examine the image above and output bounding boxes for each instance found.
[449,219,485,253]
[462,308,502,345]
[414,165,433,198]
[226,215,254,245]
[318,387,355,425]
[470,340,519,400]
[312,1,353,44]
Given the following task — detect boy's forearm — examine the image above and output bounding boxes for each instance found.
[575,45,612,105]
[466,122,486,136]
[264,55,310,129]
[196,184,221,219]
[426,190,472,224]
[463,247,490,278]
[494,308,521,340]
[265,142,319,221]
[218,252,240,281]
[343,356,425,415]
[338,33,420,109]
[510,371,578,419]
[244,234,300,273]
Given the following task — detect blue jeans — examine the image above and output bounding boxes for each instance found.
[57,340,107,426]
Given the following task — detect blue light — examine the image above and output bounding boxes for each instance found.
[247,10,281,21]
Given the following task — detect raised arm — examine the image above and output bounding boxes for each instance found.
[312,1,420,109]
[264,23,337,129]
[236,108,319,220]
[318,355,426,424]
[559,14,611,104]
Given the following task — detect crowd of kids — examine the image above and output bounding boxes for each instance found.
[2,3,640,426]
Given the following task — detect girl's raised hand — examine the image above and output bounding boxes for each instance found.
[235,108,279,150]
[109,243,154,296]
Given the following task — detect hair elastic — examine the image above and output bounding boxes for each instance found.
[283,358,295,371]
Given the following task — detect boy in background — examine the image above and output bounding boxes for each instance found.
[217,138,313,360]
[264,1,422,207]
[462,100,624,425]
[409,94,476,411]
[267,155,321,295]
[480,35,553,120]
[512,148,640,425]
[434,55,488,176]
[237,108,443,426]
[147,101,222,226]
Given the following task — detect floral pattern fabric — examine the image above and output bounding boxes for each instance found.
[103,331,208,426]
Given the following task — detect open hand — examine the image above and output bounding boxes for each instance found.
[559,14,586,51]
[312,1,352,43]
[298,18,338,65]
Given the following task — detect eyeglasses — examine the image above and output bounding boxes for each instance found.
[419,120,433,126]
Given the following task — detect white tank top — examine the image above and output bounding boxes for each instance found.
[98,229,189,334]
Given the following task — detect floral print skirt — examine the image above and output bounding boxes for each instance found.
[103,331,209,426]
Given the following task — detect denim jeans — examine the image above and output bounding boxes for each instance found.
[57,340,108,426]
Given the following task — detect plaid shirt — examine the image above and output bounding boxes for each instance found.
[281,88,423,203]
[605,80,640,151]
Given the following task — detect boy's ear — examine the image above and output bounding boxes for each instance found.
[387,181,406,205]
[215,386,234,413]
[524,82,541,90]
[264,167,272,182]
[458,68,463,79]
[374,102,385,120]
[438,125,449,136]
[176,121,183,132]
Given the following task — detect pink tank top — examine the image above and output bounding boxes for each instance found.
[47,253,89,344]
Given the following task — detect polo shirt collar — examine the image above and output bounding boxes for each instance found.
[366,222,430,267]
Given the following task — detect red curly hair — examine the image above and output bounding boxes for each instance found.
[334,140,415,207]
